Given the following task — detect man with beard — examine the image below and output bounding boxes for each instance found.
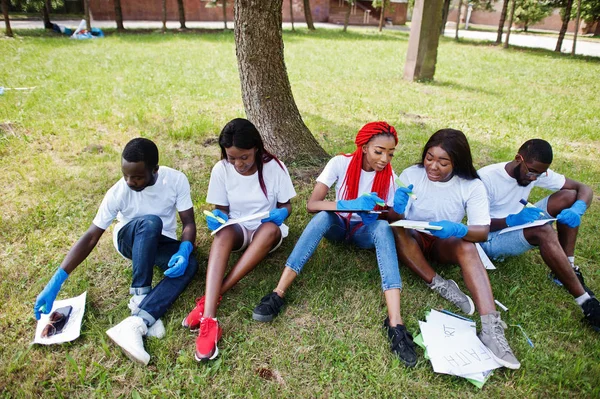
[478,139,600,332]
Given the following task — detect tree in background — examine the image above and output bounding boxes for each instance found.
[290,0,295,31]
[513,0,552,31]
[177,0,187,29]
[2,0,13,37]
[504,0,517,47]
[114,0,125,31]
[572,0,600,28]
[496,0,510,43]
[42,0,51,29]
[206,0,228,29]
[233,0,328,161]
[440,0,451,35]
[303,0,315,30]
[83,0,90,31]
[343,0,355,32]
[553,0,574,51]
[373,0,389,31]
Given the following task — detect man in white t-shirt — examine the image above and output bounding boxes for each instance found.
[33,138,198,364]
[478,139,599,332]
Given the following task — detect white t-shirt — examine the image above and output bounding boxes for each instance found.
[206,159,296,234]
[399,165,490,225]
[92,166,193,251]
[316,155,396,222]
[478,162,566,218]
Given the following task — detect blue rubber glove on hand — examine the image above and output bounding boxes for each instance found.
[393,184,413,215]
[206,209,229,231]
[430,220,468,239]
[34,268,68,320]
[358,211,379,226]
[261,207,289,226]
[506,206,543,227]
[337,192,385,211]
[557,199,587,228]
[164,241,194,278]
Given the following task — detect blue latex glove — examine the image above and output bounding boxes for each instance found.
[34,268,68,320]
[206,209,229,231]
[557,200,587,228]
[164,241,194,278]
[337,192,385,211]
[358,211,379,226]
[430,220,468,239]
[393,184,413,215]
[261,207,289,226]
[506,206,543,227]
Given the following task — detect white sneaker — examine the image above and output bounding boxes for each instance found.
[128,294,147,313]
[106,316,150,365]
[147,319,166,339]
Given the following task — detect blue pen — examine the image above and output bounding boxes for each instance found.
[441,309,474,323]
[519,198,545,217]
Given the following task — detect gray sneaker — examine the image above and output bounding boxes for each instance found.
[428,274,475,315]
[479,311,521,370]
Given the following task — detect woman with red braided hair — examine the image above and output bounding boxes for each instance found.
[252,121,418,367]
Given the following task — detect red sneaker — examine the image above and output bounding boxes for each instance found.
[182,295,222,331]
[195,317,222,361]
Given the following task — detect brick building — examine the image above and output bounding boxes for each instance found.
[89,0,408,26]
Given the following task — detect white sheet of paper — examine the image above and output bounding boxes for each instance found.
[33,292,87,345]
[476,243,495,270]
[389,220,443,231]
[498,218,556,235]
[210,212,270,236]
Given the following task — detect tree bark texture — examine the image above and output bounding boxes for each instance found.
[2,0,13,37]
[404,0,444,81]
[555,0,574,52]
[162,0,167,33]
[290,0,294,31]
[439,0,451,36]
[495,0,509,44]
[114,0,125,31]
[378,0,385,32]
[504,0,516,48]
[177,0,187,28]
[343,0,351,32]
[455,0,462,40]
[572,0,582,55]
[42,0,52,29]
[84,0,91,31]
[233,0,328,162]
[223,0,228,29]
[303,0,315,30]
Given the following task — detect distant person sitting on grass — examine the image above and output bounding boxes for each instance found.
[477,139,600,331]
[33,138,198,365]
[392,128,520,370]
[252,121,419,368]
[182,118,296,362]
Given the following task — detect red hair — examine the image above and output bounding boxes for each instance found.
[339,121,398,207]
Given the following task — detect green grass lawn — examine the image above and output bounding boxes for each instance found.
[1,27,599,397]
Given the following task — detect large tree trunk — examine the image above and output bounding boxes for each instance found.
[84,0,91,31]
[571,0,582,55]
[162,0,167,33]
[378,0,385,32]
[42,0,52,29]
[177,0,187,29]
[495,0,509,44]
[555,0,574,52]
[303,0,315,30]
[290,0,294,31]
[439,0,451,36]
[503,0,516,48]
[114,0,125,32]
[343,0,352,32]
[2,0,13,37]
[455,0,462,40]
[223,0,228,29]
[234,0,328,162]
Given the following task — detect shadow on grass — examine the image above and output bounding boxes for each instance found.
[423,79,500,97]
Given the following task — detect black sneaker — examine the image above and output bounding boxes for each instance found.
[383,317,418,367]
[549,267,595,297]
[252,292,285,322]
[582,297,600,332]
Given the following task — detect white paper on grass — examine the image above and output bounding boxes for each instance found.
[33,292,87,345]
[476,243,495,270]
[498,218,556,235]
[210,212,270,236]
[419,311,502,376]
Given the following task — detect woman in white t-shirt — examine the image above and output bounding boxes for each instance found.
[183,118,297,362]
[251,121,418,368]
[393,128,520,370]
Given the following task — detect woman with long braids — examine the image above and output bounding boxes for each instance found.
[252,121,418,367]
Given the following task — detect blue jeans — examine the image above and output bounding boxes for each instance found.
[117,215,198,326]
[285,211,402,291]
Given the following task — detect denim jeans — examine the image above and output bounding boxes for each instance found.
[285,211,402,291]
[117,215,198,326]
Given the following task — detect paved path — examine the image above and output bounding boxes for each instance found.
[8,19,600,57]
